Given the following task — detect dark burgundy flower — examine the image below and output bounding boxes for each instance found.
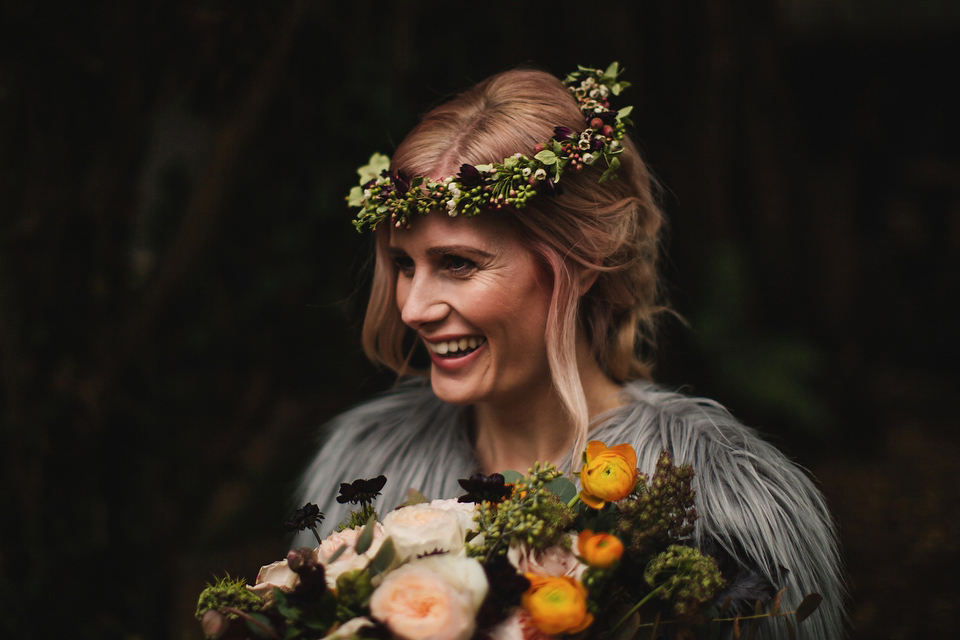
[553,125,576,141]
[476,555,532,631]
[457,164,484,187]
[540,178,563,197]
[283,503,324,533]
[589,110,616,125]
[457,472,513,504]
[337,475,387,506]
[392,170,411,195]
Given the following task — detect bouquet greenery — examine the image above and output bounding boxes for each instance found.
[196,442,821,639]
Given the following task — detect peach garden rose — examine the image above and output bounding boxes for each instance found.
[578,441,638,509]
[369,555,488,640]
[317,522,386,588]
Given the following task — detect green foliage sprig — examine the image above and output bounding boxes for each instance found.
[349,62,634,231]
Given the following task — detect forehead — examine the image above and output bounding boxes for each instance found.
[387,211,517,252]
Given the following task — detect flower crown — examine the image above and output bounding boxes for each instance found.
[348,63,634,232]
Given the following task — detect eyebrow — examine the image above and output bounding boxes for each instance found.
[387,245,495,259]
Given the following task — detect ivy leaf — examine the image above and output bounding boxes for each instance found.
[501,470,523,484]
[534,150,558,165]
[545,476,577,503]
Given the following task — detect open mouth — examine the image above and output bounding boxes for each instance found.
[426,337,487,358]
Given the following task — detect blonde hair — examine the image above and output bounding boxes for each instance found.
[361,67,666,455]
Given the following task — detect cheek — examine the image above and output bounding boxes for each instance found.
[394,278,409,313]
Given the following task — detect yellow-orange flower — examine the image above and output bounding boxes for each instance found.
[577,530,625,568]
[578,441,638,509]
[521,574,593,636]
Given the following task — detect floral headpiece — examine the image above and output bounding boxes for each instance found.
[348,62,634,232]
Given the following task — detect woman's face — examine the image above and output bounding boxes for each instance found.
[389,211,554,409]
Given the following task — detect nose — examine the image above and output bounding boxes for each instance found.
[398,273,449,329]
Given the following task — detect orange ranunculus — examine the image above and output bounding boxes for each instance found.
[577,530,625,569]
[578,441,638,509]
[521,574,594,636]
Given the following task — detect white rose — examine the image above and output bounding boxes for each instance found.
[382,502,468,560]
[427,499,477,538]
[318,523,386,588]
[507,533,587,582]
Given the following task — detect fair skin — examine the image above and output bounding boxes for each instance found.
[389,211,623,473]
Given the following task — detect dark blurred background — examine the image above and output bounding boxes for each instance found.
[1,1,958,638]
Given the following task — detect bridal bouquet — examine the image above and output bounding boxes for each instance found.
[196,442,821,639]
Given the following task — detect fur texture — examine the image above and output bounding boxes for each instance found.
[297,379,845,639]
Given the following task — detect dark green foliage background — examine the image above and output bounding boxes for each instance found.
[1,1,958,638]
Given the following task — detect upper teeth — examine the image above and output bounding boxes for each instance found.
[428,337,485,355]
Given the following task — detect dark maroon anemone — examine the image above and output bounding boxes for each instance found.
[476,555,532,631]
[392,170,412,194]
[283,503,324,533]
[588,110,617,125]
[458,472,513,504]
[553,125,576,141]
[457,164,484,187]
[540,178,563,197]
[337,475,387,507]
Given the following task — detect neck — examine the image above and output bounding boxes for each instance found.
[471,340,625,475]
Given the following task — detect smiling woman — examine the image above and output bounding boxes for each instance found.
[297,65,845,640]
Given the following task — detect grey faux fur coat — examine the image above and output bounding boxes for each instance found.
[297,379,845,640]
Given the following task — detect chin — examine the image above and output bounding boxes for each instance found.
[429,374,486,406]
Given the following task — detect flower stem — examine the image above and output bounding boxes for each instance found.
[221,607,281,639]
[309,525,323,547]
[611,585,664,632]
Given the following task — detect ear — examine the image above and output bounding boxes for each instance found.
[578,269,600,296]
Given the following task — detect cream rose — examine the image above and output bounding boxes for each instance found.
[507,534,587,582]
[317,523,386,588]
[247,555,302,596]
[382,502,471,560]
[369,555,487,640]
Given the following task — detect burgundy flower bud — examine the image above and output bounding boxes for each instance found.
[457,164,484,187]
[553,126,575,141]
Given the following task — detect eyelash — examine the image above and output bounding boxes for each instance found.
[393,255,478,277]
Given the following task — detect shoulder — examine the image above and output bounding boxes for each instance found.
[296,379,474,536]
[317,378,451,447]
[601,381,846,639]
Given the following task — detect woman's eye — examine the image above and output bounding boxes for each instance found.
[393,256,414,276]
[442,255,477,276]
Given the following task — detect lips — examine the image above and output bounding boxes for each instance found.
[425,336,486,358]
